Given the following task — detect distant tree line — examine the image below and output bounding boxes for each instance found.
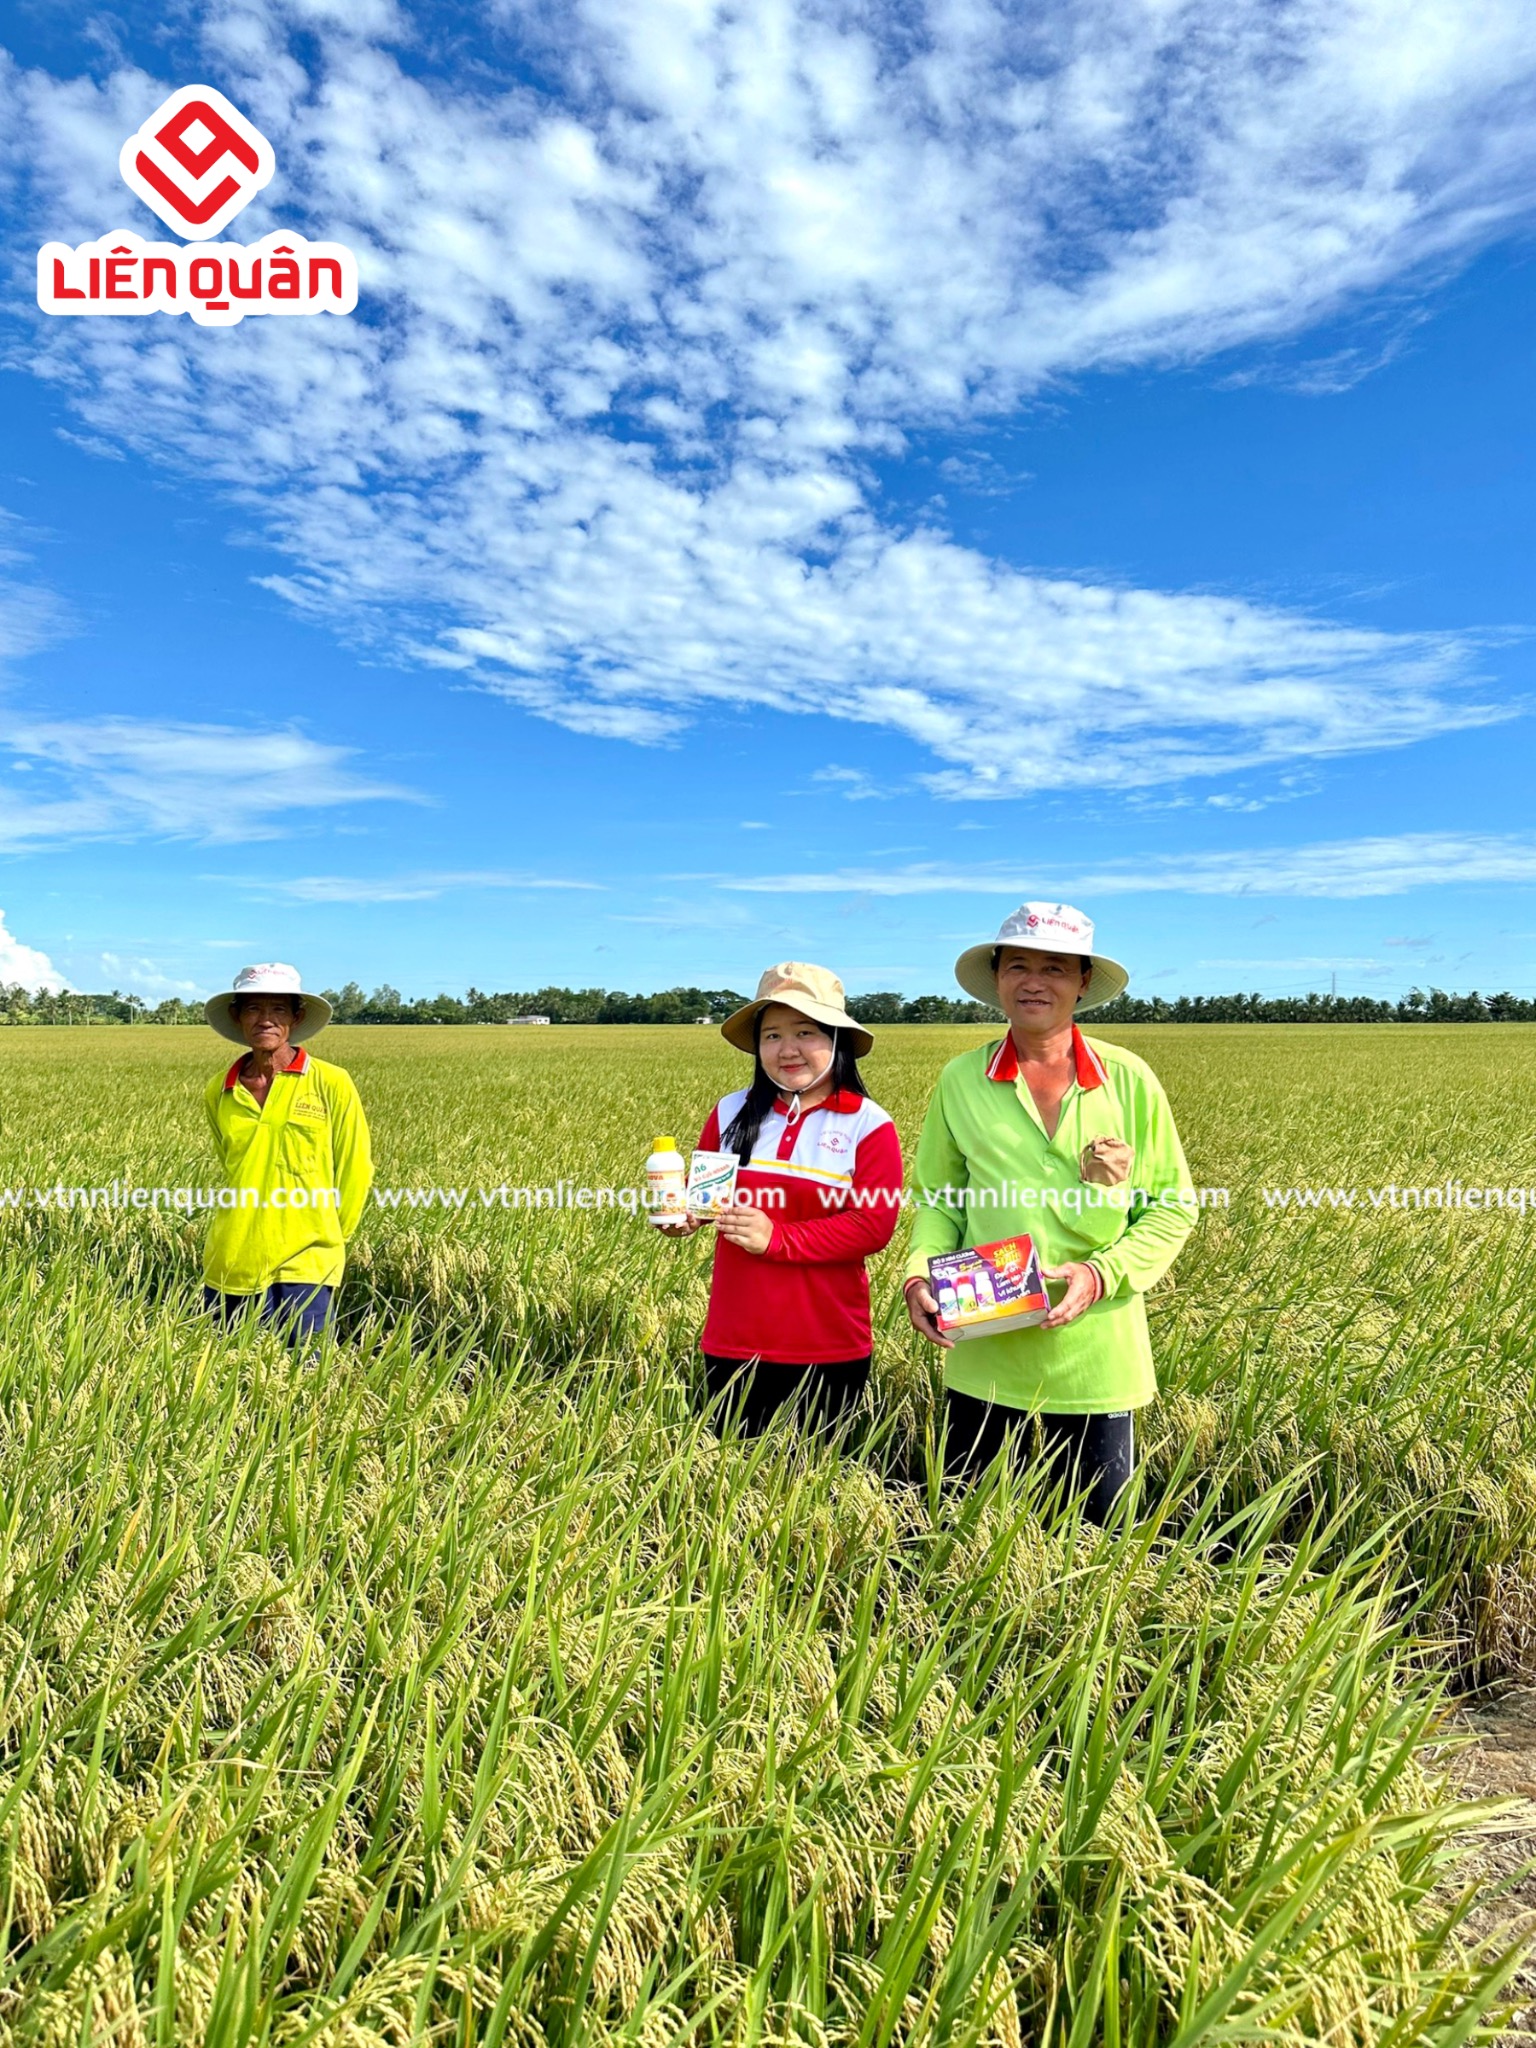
[0,987,204,1026]
[0,980,1002,1026]
[3,980,1533,1026]
[1089,987,1536,1023]
[844,993,1003,1024]
[315,984,1005,1024]
[319,983,756,1025]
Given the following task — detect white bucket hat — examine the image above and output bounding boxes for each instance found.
[954,903,1129,1013]
[205,962,333,1045]
[720,962,874,1058]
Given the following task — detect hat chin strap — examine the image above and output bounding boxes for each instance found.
[781,1029,836,1124]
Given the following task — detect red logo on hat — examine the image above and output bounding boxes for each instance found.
[119,87,275,240]
[1026,912,1039,926]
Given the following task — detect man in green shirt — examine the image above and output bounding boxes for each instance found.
[202,963,372,1341]
[903,903,1196,1521]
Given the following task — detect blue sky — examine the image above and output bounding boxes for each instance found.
[3,0,1536,1005]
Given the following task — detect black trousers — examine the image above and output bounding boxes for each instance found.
[701,1352,871,1437]
[203,1281,334,1342]
[942,1387,1135,1525]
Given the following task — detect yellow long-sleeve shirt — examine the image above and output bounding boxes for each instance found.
[202,1047,372,1295]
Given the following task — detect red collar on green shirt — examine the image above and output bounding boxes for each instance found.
[771,1086,864,1114]
[985,1025,1106,1091]
[223,1046,310,1090]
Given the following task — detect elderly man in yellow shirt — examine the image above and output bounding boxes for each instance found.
[202,962,373,1341]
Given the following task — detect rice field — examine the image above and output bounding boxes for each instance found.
[2,1021,1535,2045]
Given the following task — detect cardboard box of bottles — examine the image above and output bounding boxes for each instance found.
[929,1234,1049,1339]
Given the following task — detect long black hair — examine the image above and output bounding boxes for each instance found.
[720,1013,868,1164]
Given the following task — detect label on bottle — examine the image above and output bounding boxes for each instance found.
[646,1159,688,1225]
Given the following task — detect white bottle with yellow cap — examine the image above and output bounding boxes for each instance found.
[645,1135,688,1230]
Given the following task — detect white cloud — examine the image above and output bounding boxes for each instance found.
[715,832,1536,899]
[811,765,891,802]
[5,1,1536,789]
[0,575,62,665]
[247,870,603,902]
[0,909,66,989]
[1194,955,1389,972]
[0,716,415,847]
[0,532,408,849]
[93,951,201,999]
[0,522,70,666]
[608,893,771,931]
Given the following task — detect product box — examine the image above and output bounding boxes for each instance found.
[929,1234,1049,1340]
[687,1148,740,1217]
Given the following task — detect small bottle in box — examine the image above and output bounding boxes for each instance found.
[929,1234,1049,1339]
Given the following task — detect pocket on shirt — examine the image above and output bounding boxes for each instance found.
[1080,1135,1133,1186]
[279,1118,330,1184]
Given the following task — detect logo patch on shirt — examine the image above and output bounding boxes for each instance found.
[822,1130,850,1154]
[291,1098,327,1123]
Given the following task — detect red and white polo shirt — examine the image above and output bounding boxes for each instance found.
[697,1087,904,1364]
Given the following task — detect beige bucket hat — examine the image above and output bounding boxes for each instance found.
[954,903,1129,1013]
[205,962,334,1045]
[720,962,874,1058]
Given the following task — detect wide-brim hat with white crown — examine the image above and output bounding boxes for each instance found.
[954,903,1129,1013]
[720,962,874,1058]
[205,963,334,1045]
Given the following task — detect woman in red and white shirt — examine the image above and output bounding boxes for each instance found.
[671,962,903,1435]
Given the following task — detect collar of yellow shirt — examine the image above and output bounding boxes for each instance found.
[222,1045,310,1092]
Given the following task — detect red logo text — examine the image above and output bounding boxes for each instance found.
[39,87,356,328]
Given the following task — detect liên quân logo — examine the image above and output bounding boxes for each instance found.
[37,85,357,328]
[119,86,275,238]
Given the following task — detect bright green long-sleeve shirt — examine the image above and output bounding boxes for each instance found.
[202,1047,372,1295]
[904,1027,1197,1413]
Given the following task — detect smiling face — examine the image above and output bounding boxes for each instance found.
[234,992,303,1058]
[757,1003,836,1093]
[994,947,1091,1035]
